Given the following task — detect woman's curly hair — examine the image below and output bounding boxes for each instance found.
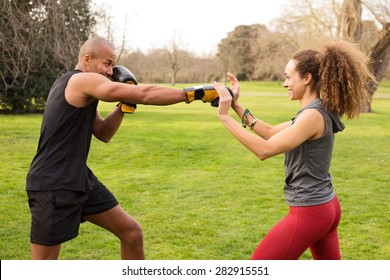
[292,39,375,119]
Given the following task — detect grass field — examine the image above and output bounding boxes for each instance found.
[0,82,389,260]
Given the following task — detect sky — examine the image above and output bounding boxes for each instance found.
[92,0,287,56]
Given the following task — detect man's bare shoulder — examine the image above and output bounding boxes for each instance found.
[68,71,105,85]
[65,72,106,107]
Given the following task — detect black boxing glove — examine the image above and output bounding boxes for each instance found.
[111,66,138,114]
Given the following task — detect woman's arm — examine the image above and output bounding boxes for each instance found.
[214,81,325,160]
[226,72,292,140]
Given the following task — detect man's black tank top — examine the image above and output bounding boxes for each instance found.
[26,70,99,192]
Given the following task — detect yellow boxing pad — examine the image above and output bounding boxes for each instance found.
[184,84,233,107]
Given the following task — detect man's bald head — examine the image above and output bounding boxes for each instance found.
[75,37,117,75]
[78,36,115,61]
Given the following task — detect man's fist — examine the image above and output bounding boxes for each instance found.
[112,65,138,85]
[111,66,138,114]
[184,85,233,107]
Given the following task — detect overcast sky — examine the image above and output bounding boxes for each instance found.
[92,0,287,55]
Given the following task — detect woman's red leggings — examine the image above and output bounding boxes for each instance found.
[251,196,341,260]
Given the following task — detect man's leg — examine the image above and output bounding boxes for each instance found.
[84,205,144,260]
[27,190,67,260]
[31,244,61,260]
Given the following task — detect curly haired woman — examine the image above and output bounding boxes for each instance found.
[214,39,375,260]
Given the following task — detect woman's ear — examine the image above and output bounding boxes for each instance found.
[304,73,312,85]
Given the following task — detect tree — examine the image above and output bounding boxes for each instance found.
[217,25,265,81]
[122,48,180,84]
[91,2,128,61]
[120,48,218,84]
[361,1,390,100]
[0,0,95,113]
[216,24,297,81]
[273,0,390,112]
[251,31,297,81]
[164,38,192,85]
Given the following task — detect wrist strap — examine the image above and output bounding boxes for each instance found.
[241,109,249,128]
[242,109,255,128]
[249,118,258,130]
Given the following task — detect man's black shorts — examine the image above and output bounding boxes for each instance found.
[27,180,118,246]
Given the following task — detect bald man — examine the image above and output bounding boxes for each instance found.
[25,37,190,260]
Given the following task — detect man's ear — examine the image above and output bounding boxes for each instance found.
[82,54,91,71]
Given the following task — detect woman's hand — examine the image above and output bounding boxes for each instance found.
[213,81,233,118]
[227,72,240,106]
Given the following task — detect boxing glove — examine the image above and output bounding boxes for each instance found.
[111,66,138,114]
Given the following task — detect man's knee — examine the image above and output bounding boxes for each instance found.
[122,218,143,245]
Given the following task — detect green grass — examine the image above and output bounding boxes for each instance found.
[0,82,389,260]
[377,80,390,94]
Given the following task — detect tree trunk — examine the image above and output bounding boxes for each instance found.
[171,70,177,86]
[368,23,390,93]
[341,0,362,41]
[341,0,390,113]
[360,23,390,113]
